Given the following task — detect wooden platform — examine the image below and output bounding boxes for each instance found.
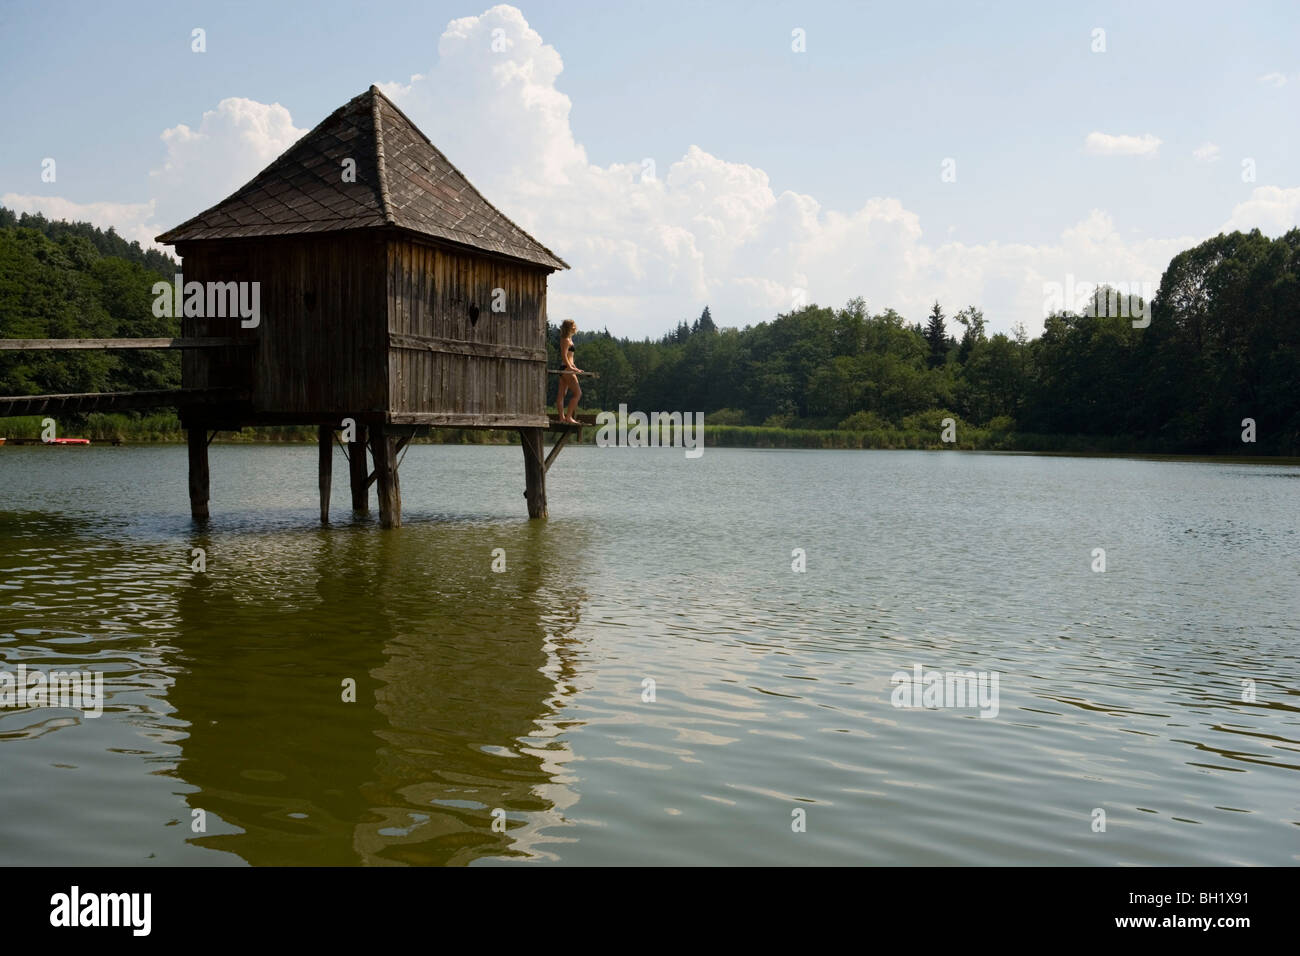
[0,337,239,351]
[546,413,597,433]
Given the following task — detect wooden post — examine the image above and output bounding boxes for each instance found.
[187,427,209,522]
[349,423,369,512]
[370,431,401,528]
[520,428,548,519]
[544,429,573,473]
[317,425,333,524]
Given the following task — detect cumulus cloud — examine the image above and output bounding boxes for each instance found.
[148,97,306,231]
[1221,186,1300,235]
[0,194,157,247]
[1193,142,1221,162]
[6,98,305,253]
[1257,72,1287,87]
[1084,131,1162,157]
[375,10,1190,334]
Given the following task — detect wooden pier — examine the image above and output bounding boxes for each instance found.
[0,86,575,527]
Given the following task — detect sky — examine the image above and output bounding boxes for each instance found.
[1,0,1297,339]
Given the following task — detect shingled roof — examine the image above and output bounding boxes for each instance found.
[155,86,568,270]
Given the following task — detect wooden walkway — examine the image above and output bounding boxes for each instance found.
[0,387,246,418]
[0,337,238,351]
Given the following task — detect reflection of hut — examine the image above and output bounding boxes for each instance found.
[169,522,587,865]
[155,86,572,526]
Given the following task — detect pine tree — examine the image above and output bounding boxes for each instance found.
[924,302,948,369]
[697,305,717,334]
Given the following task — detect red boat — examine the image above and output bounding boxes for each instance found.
[47,438,91,445]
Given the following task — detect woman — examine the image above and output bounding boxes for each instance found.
[556,319,583,424]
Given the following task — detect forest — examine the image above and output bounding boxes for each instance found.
[3,206,1297,454]
[555,228,1300,454]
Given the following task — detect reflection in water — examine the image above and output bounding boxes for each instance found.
[168,519,589,865]
[2,444,1298,865]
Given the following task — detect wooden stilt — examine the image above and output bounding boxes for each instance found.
[349,423,369,511]
[544,429,573,474]
[187,427,210,522]
[520,428,548,519]
[370,431,401,528]
[317,425,333,524]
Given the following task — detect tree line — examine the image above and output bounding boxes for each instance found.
[555,229,1300,454]
[3,207,1297,453]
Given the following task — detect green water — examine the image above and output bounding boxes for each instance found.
[0,444,1297,865]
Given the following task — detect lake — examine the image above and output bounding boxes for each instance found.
[0,443,1297,865]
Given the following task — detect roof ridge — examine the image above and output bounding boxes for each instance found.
[156,86,569,270]
[369,85,568,269]
[369,85,396,225]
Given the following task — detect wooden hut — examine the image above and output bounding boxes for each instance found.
[153,86,571,527]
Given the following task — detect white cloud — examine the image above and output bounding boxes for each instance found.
[0,194,157,247]
[4,98,305,252]
[148,97,306,233]
[374,11,1193,334]
[1257,72,1287,87]
[1084,131,1162,157]
[377,5,585,191]
[1193,142,1221,163]
[1221,186,1300,235]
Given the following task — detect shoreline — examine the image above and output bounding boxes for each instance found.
[2,429,1295,465]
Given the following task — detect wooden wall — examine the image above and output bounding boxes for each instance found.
[386,235,550,425]
[176,241,254,407]
[178,234,388,422]
[175,232,552,427]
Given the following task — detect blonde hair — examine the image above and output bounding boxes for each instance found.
[560,319,577,336]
